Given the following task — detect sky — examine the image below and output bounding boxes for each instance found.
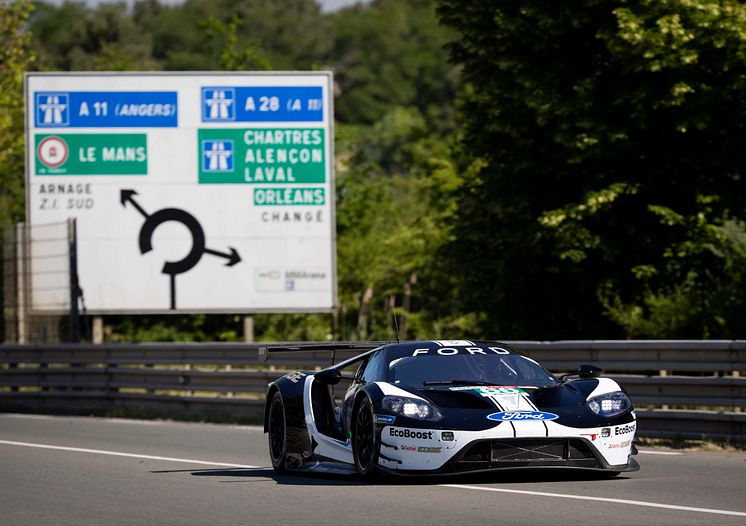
[41,0,366,13]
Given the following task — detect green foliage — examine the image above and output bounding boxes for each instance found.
[201,15,271,71]
[601,210,746,338]
[438,0,746,338]
[335,105,463,340]
[31,1,160,70]
[106,314,243,342]
[0,0,34,226]
[129,0,328,71]
[331,0,458,124]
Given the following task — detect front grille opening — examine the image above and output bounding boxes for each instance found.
[491,439,566,462]
[455,438,601,469]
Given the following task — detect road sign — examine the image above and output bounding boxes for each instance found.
[26,73,336,313]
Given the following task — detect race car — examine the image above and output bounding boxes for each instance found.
[261,340,639,477]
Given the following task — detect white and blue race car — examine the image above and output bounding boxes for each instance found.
[262,340,639,477]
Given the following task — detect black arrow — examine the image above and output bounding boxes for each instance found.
[204,247,241,266]
[120,189,149,218]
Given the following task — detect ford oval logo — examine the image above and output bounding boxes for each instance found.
[487,410,559,422]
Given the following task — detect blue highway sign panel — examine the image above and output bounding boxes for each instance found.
[201,86,323,122]
[34,91,178,128]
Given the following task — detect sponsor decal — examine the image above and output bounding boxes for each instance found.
[615,423,636,436]
[433,340,475,347]
[447,386,525,395]
[387,427,434,440]
[286,371,306,384]
[440,431,455,441]
[601,427,611,438]
[255,268,328,293]
[375,414,396,424]
[608,440,631,449]
[412,346,511,357]
[582,433,599,441]
[475,386,526,397]
[399,445,443,454]
[486,410,559,422]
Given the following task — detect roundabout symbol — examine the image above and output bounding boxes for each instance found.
[121,189,241,309]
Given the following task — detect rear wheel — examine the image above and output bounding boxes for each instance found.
[352,397,379,479]
[267,391,287,473]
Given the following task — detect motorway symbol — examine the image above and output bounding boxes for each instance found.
[202,140,234,172]
[121,189,241,309]
[202,88,236,121]
[36,92,70,126]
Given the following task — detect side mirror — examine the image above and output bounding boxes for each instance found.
[578,364,603,379]
[315,368,342,385]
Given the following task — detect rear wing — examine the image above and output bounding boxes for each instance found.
[258,341,386,366]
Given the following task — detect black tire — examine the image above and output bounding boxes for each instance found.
[267,391,287,474]
[352,397,379,479]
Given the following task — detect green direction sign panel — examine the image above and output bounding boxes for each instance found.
[35,133,147,175]
[253,187,325,206]
[198,128,326,184]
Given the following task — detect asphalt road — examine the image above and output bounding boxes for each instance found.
[0,413,744,526]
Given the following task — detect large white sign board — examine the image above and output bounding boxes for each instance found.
[26,72,336,313]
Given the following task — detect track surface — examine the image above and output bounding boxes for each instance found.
[0,413,744,526]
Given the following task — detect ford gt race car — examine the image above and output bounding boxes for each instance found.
[261,340,639,477]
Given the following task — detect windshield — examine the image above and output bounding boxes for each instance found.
[386,353,558,388]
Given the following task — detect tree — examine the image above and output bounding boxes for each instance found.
[0,0,34,226]
[335,106,463,340]
[438,0,746,338]
[331,0,458,125]
[31,1,160,71]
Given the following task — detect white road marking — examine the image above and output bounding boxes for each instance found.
[637,449,684,456]
[441,484,746,518]
[0,440,264,469]
[0,413,263,430]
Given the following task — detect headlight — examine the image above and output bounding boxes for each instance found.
[587,391,632,417]
[382,396,443,421]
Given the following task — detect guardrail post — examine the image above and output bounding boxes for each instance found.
[184,363,193,397]
[15,223,27,344]
[92,317,103,344]
[659,369,670,410]
[733,370,741,413]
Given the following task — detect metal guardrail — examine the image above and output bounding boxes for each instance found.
[1,341,744,441]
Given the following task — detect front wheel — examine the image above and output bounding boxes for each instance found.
[352,397,379,479]
[267,391,287,473]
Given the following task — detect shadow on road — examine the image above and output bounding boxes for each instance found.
[152,466,632,486]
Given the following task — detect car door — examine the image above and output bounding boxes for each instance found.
[342,350,386,436]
